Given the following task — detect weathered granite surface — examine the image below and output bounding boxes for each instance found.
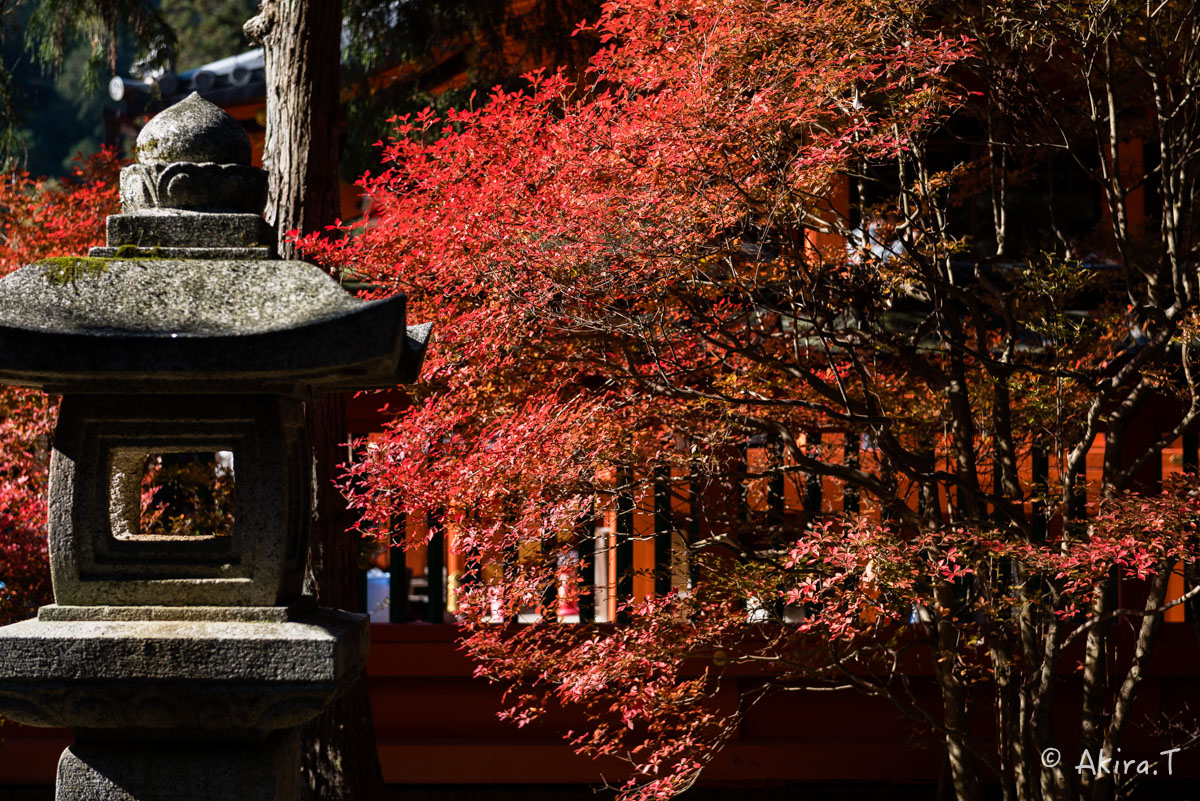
[0,608,369,735]
[47,395,308,607]
[0,608,366,684]
[0,268,426,393]
[120,161,269,214]
[38,597,316,622]
[0,258,361,335]
[123,93,266,215]
[136,91,253,166]
[58,731,301,801]
[102,209,273,248]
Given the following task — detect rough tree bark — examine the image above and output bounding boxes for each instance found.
[245,0,341,261]
[245,3,385,799]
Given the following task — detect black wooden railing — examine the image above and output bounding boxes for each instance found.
[358,433,1200,624]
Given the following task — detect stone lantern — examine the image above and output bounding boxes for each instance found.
[0,93,429,801]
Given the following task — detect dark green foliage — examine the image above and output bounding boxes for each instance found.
[1,1,159,173]
[0,61,19,165]
[21,0,174,83]
[159,0,257,71]
[5,0,603,178]
[1,0,251,174]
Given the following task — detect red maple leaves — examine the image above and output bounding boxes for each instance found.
[0,149,118,624]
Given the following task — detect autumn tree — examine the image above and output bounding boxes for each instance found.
[299,1,1200,800]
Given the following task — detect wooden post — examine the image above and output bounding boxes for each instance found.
[688,463,703,590]
[616,467,634,624]
[842,432,860,515]
[541,535,557,621]
[805,430,824,518]
[1031,444,1048,543]
[654,467,672,597]
[425,509,445,624]
[1183,432,1198,474]
[767,437,785,529]
[576,503,596,624]
[388,513,411,623]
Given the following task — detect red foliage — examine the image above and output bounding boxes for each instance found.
[302,0,969,545]
[0,149,119,624]
[303,1,1199,797]
[297,0,980,795]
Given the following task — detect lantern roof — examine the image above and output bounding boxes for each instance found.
[0,93,429,395]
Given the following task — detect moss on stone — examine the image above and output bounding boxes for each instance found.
[113,244,164,259]
[37,257,112,287]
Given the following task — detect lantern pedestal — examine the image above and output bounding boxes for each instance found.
[0,610,369,801]
[58,731,300,801]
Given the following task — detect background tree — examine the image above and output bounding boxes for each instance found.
[160,0,258,68]
[0,0,175,170]
[242,2,387,798]
[299,1,1200,800]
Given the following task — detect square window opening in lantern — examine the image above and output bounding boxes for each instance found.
[110,450,236,540]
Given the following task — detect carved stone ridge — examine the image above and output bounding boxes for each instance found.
[120,162,268,214]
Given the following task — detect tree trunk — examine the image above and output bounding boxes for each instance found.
[245,3,385,799]
[1090,566,1173,801]
[934,582,985,801]
[300,393,385,801]
[246,0,342,261]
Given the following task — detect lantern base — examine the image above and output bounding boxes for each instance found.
[37,597,317,623]
[0,608,368,735]
[57,729,300,801]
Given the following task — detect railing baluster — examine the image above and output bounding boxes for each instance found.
[842,431,860,515]
[576,503,596,624]
[654,467,672,597]
[1032,444,1048,543]
[767,436,786,621]
[349,433,370,615]
[616,467,634,624]
[736,440,749,527]
[805,430,823,517]
[357,528,369,614]
[767,436,785,528]
[389,512,411,622]
[916,447,936,522]
[426,508,446,624]
[1184,431,1198,473]
[688,462,702,590]
[541,535,557,621]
